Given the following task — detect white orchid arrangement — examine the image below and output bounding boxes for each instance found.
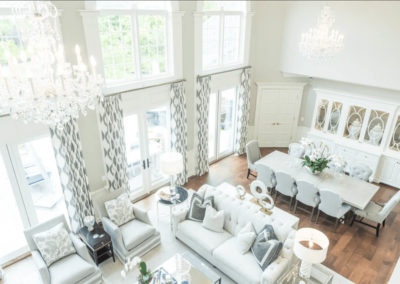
[121,256,152,283]
[300,137,331,174]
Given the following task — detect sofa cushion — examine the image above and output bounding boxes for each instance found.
[32,223,76,267]
[105,193,135,226]
[202,206,224,233]
[187,192,214,222]
[178,220,232,253]
[49,254,95,284]
[120,219,156,251]
[213,237,262,284]
[251,225,282,270]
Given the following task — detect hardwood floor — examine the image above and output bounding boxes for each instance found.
[182,148,400,284]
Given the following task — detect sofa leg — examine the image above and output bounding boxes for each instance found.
[247,169,250,179]
[376,224,380,237]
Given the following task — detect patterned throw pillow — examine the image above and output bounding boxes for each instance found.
[32,223,76,267]
[186,192,214,222]
[105,194,135,226]
[251,224,282,270]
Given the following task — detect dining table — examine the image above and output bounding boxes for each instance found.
[255,150,380,210]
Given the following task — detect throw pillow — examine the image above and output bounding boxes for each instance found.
[236,223,257,254]
[32,223,76,267]
[105,193,135,226]
[186,192,214,222]
[251,224,282,270]
[202,206,225,233]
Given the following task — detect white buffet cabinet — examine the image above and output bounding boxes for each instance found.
[307,89,400,187]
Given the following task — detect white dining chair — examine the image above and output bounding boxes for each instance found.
[256,164,276,192]
[349,163,372,182]
[351,191,400,237]
[246,140,261,179]
[275,171,298,211]
[317,189,351,232]
[288,143,305,159]
[294,180,321,221]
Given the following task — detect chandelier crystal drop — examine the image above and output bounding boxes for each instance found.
[299,6,344,60]
[0,1,103,129]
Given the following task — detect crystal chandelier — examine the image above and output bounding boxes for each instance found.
[0,1,103,128]
[299,6,344,60]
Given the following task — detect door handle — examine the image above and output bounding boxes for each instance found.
[142,160,146,169]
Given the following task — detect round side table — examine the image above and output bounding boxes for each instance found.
[157,186,188,231]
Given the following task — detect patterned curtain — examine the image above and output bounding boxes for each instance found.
[170,82,188,185]
[195,75,211,176]
[50,119,94,233]
[98,94,129,192]
[234,68,252,155]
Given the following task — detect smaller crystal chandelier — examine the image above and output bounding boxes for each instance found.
[299,6,344,60]
[0,1,103,129]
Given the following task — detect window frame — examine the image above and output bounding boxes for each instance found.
[81,2,183,95]
[195,1,253,75]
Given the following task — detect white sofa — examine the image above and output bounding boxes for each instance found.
[172,184,296,284]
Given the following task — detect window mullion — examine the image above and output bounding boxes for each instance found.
[131,11,142,80]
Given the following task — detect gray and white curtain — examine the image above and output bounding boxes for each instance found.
[98,94,129,192]
[170,82,188,185]
[195,75,211,176]
[50,119,94,233]
[234,68,252,155]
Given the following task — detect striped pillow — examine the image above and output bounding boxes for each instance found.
[251,225,282,270]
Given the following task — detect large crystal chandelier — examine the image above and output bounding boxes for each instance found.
[299,6,344,60]
[0,1,103,128]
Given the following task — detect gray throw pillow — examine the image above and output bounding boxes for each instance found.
[186,193,214,222]
[251,224,282,270]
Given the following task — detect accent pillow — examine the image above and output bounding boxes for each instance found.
[105,193,135,226]
[251,224,282,270]
[186,192,214,222]
[32,223,76,267]
[202,206,225,233]
[236,223,257,254]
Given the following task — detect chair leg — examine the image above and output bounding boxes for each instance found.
[289,196,293,211]
[310,207,315,222]
[334,218,339,232]
[350,214,356,226]
[247,169,250,179]
[376,224,381,237]
[383,219,386,227]
[294,200,298,214]
[315,209,320,224]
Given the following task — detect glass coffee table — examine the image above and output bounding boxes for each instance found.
[153,252,221,284]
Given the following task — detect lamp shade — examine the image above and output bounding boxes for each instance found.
[294,228,329,264]
[160,152,183,176]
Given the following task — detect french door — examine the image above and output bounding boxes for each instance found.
[208,87,237,163]
[124,105,170,198]
[0,134,68,264]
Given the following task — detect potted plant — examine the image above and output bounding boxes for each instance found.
[121,257,152,284]
[300,138,331,175]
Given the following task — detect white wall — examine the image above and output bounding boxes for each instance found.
[280,1,400,91]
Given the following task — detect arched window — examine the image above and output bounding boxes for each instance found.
[82,1,181,91]
[196,1,250,72]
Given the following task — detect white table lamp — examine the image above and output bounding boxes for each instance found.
[160,152,183,195]
[294,228,329,279]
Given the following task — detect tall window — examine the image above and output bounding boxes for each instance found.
[95,1,172,85]
[200,1,247,70]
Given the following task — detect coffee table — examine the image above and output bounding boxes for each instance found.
[154,252,221,284]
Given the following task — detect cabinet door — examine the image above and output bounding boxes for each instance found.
[327,101,343,135]
[363,110,389,146]
[343,105,367,141]
[389,115,400,152]
[313,99,329,131]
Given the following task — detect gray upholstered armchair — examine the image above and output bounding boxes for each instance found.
[246,140,261,178]
[24,215,102,284]
[92,188,161,263]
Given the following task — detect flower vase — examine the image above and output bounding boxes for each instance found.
[305,166,322,175]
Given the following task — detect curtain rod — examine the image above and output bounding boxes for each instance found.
[197,65,251,79]
[106,78,186,97]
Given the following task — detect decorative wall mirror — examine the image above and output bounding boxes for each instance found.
[344,105,366,140]
[327,101,342,134]
[390,115,400,151]
[364,110,389,146]
[314,99,329,130]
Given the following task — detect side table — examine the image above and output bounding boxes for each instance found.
[157,186,189,231]
[79,223,115,266]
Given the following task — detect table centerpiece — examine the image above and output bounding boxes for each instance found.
[300,138,331,175]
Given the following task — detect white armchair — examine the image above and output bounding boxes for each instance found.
[24,215,102,284]
[92,188,161,263]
